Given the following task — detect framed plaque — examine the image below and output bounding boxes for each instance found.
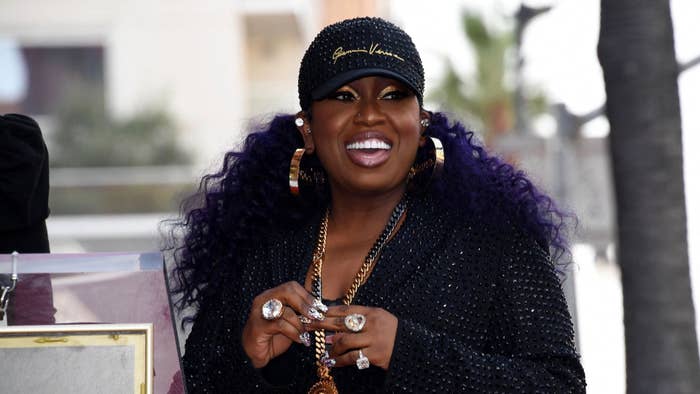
[0,252,183,393]
[0,323,153,394]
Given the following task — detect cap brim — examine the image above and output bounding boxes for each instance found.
[310,68,419,101]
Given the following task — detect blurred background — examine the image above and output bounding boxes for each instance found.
[1,0,698,392]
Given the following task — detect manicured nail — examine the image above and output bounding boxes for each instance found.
[320,350,335,368]
[308,308,325,321]
[299,331,311,347]
[323,358,336,368]
[312,298,328,313]
[298,315,312,325]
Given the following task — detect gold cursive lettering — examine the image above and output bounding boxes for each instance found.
[332,43,405,64]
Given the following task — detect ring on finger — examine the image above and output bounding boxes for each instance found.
[261,298,284,320]
[356,349,370,370]
[344,313,366,332]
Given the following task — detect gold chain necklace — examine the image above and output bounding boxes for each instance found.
[308,197,408,394]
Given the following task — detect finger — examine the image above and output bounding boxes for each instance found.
[306,310,370,332]
[328,332,369,357]
[332,348,371,369]
[277,307,313,347]
[305,315,346,332]
[272,315,310,346]
[255,281,326,321]
[323,304,371,317]
[281,281,328,320]
[278,304,308,337]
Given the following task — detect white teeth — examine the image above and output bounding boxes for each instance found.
[346,139,391,150]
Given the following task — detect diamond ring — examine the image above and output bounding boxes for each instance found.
[261,298,284,320]
[344,313,366,332]
[356,349,370,370]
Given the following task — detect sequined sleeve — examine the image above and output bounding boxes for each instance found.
[181,270,254,392]
[383,224,586,392]
[182,256,301,392]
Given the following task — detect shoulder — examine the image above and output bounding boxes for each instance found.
[412,190,552,275]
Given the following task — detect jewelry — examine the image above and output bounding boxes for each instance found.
[308,375,338,394]
[408,136,445,187]
[261,298,284,320]
[427,136,444,180]
[321,351,336,368]
[356,349,370,370]
[308,307,325,321]
[300,331,311,347]
[308,196,407,393]
[290,149,326,196]
[420,118,430,128]
[295,117,305,127]
[299,315,313,325]
[312,298,328,313]
[344,313,367,332]
[289,148,305,195]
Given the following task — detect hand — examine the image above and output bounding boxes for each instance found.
[307,304,398,370]
[241,281,324,368]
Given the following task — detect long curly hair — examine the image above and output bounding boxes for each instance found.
[165,112,573,322]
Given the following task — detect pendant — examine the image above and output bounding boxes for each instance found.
[308,376,338,394]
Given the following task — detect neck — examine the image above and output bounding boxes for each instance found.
[327,185,406,230]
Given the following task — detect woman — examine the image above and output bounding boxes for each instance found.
[172,17,585,392]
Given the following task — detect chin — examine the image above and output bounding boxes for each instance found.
[333,173,408,196]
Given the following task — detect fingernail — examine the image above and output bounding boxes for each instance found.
[320,351,335,368]
[312,298,329,313]
[308,308,325,321]
[299,315,312,325]
[299,332,311,347]
[325,334,334,344]
[323,358,336,368]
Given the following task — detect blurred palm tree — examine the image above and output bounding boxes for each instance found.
[429,12,546,142]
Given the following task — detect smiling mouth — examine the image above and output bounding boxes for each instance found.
[346,139,392,150]
[345,137,392,168]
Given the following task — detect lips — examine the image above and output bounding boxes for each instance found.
[345,132,392,168]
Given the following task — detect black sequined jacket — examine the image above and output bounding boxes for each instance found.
[183,193,586,393]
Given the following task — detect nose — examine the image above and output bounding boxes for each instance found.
[354,98,384,126]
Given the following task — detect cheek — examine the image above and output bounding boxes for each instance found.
[397,116,422,144]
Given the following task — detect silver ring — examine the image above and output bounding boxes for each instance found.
[261,298,284,320]
[344,313,366,332]
[356,349,370,370]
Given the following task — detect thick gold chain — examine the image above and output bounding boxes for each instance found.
[312,211,329,374]
[308,198,407,393]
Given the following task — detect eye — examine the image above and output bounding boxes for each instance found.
[329,90,358,102]
[379,88,410,101]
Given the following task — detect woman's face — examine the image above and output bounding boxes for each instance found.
[307,76,426,197]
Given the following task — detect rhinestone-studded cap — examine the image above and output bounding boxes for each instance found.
[298,17,425,110]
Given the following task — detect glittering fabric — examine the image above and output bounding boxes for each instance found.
[182,192,586,392]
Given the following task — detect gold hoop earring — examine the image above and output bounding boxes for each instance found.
[408,136,445,188]
[428,136,444,181]
[289,148,305,196]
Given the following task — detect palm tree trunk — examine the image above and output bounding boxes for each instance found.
[598,1,700,392]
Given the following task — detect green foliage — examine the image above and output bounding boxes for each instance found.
[428,11,547,139]
[50,83,191,167]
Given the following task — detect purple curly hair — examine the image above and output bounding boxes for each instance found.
[166,112,573,321]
